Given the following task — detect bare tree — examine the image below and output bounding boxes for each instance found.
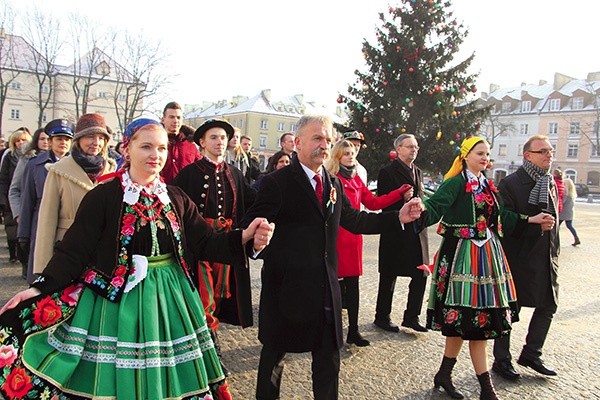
[22,6,63,128]
[0,3,20,135]
[68,13,115,119]
[481,113,516,149]
[110,30,170,133]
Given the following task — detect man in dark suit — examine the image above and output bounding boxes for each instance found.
[493,135,559,381]
[242,115,422,400]
[375,134,429,333]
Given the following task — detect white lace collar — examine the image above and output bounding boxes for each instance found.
[121,170,170,206]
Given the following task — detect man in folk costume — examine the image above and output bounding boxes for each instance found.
[173,119,256,375]
[492,135,560,381]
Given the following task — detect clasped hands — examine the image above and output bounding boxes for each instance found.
[399,197,424,224]
[242,218,275,251]
[528,212,555,231]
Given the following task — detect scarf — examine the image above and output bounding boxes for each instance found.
[71,146,105,178]
[522,158,555,215]
[444,136,486,180]
[338,164,356,180]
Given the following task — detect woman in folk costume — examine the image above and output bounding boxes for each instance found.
[325,139,411,347]
[423,137,552,400]
[0,118,273,400]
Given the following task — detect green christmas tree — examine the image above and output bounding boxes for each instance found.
[340,0,489,178]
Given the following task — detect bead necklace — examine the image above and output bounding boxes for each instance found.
[132,192,164,222]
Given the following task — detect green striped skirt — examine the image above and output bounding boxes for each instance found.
[18,254,228,399]
[426,234,518,340]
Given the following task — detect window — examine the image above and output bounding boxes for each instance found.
[9,82,22,90]
[278,122,285,131]
[591,144,599,158]
[238,119,244,128]
[569,122,580,136]
[548,122,558,135]
[10,109,20,119]
[42,112,47,123]
[588,171,600,186]
[572,97,584,110]
[41,85,50,94]
[498,144,507,156]
[549,98,560,111]
[118,94,126,101]
[520,124,529,135]
[259,135,267,148]
[97,91,109,99]
[567,144,579,158]
[260,120,268,130]
[289,123,297,132]
[521,101,531,112]
[564,169,576,181]
[502,102,511,113]
[518,144,524,156]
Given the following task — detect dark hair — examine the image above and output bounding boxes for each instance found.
[179,124,195,142]
[24,128,47,155]
[266,150,290,173]
[115,141,125,154]
[279,132,294,145]
[163,101,182,116]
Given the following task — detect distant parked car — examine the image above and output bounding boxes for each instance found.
[575,183,589,197]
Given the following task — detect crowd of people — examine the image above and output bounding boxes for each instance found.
[0,104,572,399]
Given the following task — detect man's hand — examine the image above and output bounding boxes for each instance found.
[399,197,423,224]
[242,218,275,251]
[529,213,555,231]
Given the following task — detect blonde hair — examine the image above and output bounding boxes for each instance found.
[9,130,32,153]
[325,139,355,176]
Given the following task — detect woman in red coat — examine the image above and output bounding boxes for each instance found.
[325,140,411,346]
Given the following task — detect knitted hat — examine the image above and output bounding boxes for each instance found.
[73,113,110,141]
[44,118,75,138]
[194,119,234,145]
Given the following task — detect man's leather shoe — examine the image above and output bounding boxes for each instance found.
[492,359,520,381]
[517,356,557,376]
[401,320,428,332]
[373,319,400,332]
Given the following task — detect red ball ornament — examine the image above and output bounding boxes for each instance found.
[408,67,414,73]
[396,45,401,51]
[471,85,478,93]
[428,90,433,95]
[389,150,398,160]
[337,96,343,104]
[383,81,388,86]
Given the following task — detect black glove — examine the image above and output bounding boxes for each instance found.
[17,238,30,265]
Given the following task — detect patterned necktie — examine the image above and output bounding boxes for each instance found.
[313,173,324,208]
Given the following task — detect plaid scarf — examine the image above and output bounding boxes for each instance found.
[522,158,555,215]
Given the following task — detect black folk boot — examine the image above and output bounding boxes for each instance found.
[477,371,499,400]
[434,356,464,399]
[346,326,370,347]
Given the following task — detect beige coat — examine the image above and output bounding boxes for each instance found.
[33,155,116,273]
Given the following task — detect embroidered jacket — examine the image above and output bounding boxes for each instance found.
[31,178,245,302]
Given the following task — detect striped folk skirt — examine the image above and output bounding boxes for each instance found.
[426,234,519,340]
[0,254,232,400]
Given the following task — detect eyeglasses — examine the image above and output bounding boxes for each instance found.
[402,145,420,150]
[527,149,554,156]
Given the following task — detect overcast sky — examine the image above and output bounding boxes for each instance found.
[6,0,600,109]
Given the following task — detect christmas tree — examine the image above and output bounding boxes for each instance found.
[340,0,489,177]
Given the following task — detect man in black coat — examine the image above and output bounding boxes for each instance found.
[242,115,422,400]
[375,133,429,333]
[493,135,559,381]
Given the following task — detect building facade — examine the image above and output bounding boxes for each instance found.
[479,72,600,192]
[1,32,138,143]
[184,89,345,167]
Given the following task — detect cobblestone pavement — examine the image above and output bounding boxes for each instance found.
[1,203,599,399]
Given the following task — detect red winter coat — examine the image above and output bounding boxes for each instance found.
[161,133,201,184]
[336,173,406,278]
[554,177,564,214]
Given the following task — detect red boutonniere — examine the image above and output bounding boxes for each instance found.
[465,181,478,193]
[326,187,337,207]
[488,180,499,193]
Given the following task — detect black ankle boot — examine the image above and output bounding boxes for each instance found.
[210,330,231,377]
[477,371,499,400]
[346,328,370,347]
[434,356,464,399]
